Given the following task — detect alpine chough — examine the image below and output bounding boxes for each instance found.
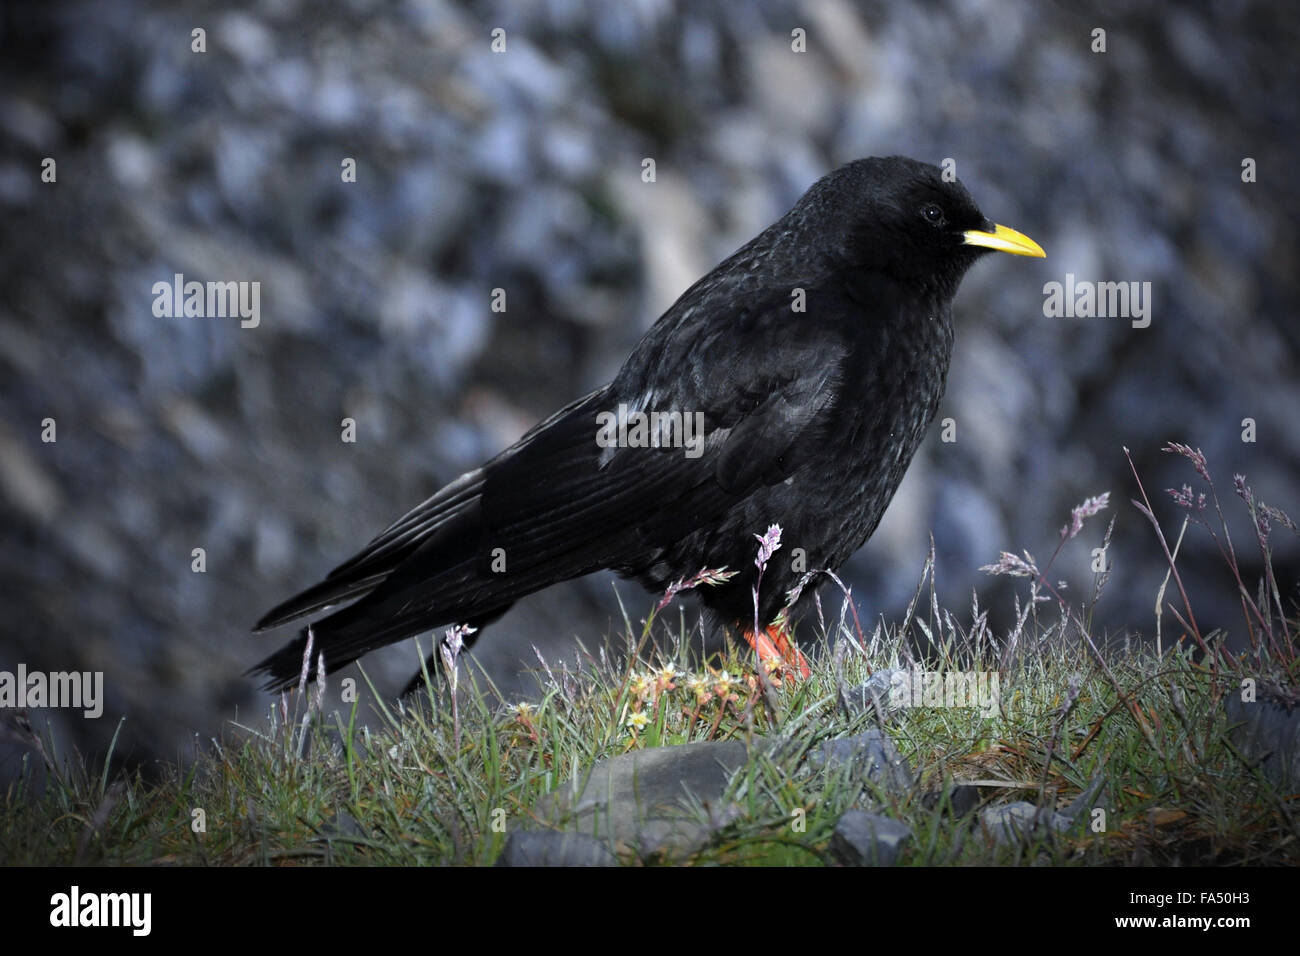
[252,156,1044,691]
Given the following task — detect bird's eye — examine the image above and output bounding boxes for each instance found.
[921,203,945,226]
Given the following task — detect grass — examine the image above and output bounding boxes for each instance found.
[3,444,1297,866]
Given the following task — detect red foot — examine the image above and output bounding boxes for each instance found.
[742,624,811,681]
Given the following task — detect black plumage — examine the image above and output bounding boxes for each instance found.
[251,156,1044,691]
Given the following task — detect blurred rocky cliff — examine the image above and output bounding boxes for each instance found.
[1,0,1297,778]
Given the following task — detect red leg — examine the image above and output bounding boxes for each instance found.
[741,624,811,680]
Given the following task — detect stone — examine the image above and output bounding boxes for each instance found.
[536,739,752,857]
[980,801,1072,845]
[495,831,618,867]
[921,782,983,817]
[1225,691,1300,792]
[840,669,908,719]
[829,810,911,866]
[977,775,1103,845]
[805,729,914,794]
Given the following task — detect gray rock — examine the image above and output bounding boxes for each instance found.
[317,810,363,840]
[922,782,983,818]
[980,801,1072,845]
[1225,691,1300,791]
[495,831,618,867]
[1063,775,1107,820]
[840,669,908,720]
[806,729,914,794]
[536,739,752,857]
[829,810,911,866]
[974,775,1103,845]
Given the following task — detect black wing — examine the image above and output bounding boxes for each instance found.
[251,285,850,689]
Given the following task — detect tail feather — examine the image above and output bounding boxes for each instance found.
[252,572,388,633]
[249,600,511,693]
[248,626,318,692]
[248,382,674,692]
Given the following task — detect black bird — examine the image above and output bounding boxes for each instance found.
[252,156,1044,692]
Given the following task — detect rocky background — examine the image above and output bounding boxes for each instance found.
[1,0,1297,780]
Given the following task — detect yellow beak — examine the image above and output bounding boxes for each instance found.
[962,223,1046,258]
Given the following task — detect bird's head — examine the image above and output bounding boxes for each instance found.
[821,156,1044,298]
